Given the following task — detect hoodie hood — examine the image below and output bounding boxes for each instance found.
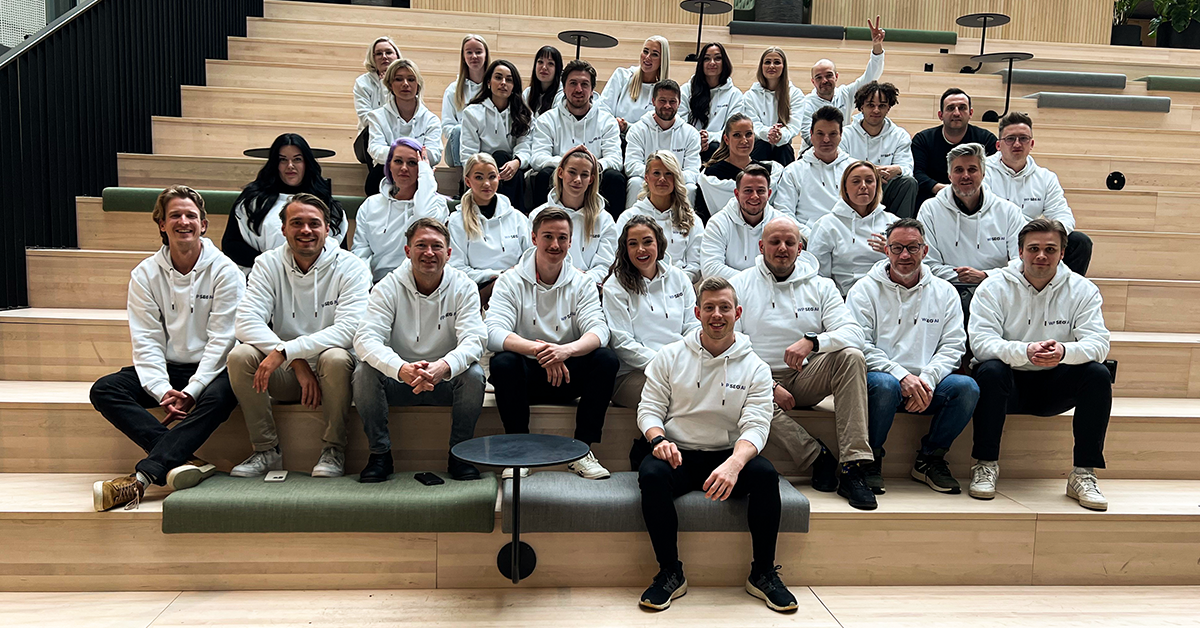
[807,200,898,295]
[776,149,854,226]
[353,160,449,282]
[919,184,1024,282]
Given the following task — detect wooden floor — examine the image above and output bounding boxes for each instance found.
[3,586,1199,627]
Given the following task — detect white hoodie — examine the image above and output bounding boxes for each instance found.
[637,329,773,453]
[623,111,703,183]
[969,260,1110,370]
[441,78,483,143]
[985,153,1076,232]
[366,99,443,166]
[617,198,705,282]
[352,161,450,283]
[602,262,700,376]
[523,84,565,120]
[596,66,655,124]
[697,160,785,221]
[354,72,389,131]
[845,259,966,389]
[798,51,885,144]
[774,148,855,227]
[128,238,244,402]
[841,116,913,176]
[529,193,618,285]
[732,253,865,371]
[459,98,534,166]
[528,100,623,173]
[807,199,899,295]
[447,194,532,284]
[236,245,371,365]
[485,247,611,353]
[742,81,805,147]
[229,195,345,274]
[700,198,794,280]
[679,77,744,138]
[354,259,487,380]
[918,186,1025,282]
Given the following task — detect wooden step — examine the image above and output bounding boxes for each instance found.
[1066,188,1199,233]
[117,153,368,197]
[1093,278,1200,333]
[1089,230,1200,281]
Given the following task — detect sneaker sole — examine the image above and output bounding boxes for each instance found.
[744,580,798,612]
[92,480,107,512]
[310,468,345,478]
[968,487,996,500]
[837,488,878,510]
[568,467,611,480]
[639,581,688,610]
[910,469,962,494]
[1066,485,1108,511]
[167,463,217,490]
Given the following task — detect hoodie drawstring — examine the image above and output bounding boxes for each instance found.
[721,356,729,406]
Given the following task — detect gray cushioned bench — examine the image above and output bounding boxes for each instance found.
[994,69,1126,89]
[1027,91,1171,112]
[500,471,809,534]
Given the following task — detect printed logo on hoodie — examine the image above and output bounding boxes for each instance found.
[724,381,747,391]
[196,293,215,300]
[320,299,339,308]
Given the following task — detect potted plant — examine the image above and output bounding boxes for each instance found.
[1113,0,1143,45]
[1151,0,1200,48]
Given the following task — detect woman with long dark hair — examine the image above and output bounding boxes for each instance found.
[523,46,563,119]
[679,42,742,162]
[461,59,533,211]
[223,133,345,272]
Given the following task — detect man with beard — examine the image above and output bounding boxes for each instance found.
[911,89,997,205]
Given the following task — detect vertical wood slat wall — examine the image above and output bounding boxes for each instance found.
[413,0,731,27]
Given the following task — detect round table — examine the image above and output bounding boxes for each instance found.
[242,147,336,159]
[971,51,1034,122]
[451,433,590,583]
[557,30,618,61]
[956,12,1010,73]
[680,0,733,62]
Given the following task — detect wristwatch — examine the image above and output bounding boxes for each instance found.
[275,343,288,359]
[804,332,820,353]
[649,435,667,448]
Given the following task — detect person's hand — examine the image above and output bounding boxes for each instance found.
[418,145,428,162]
[868,15,886,47]
[868,233,887,253]
[399,361,436,394]
[783,337,814,372]
[544,361,571,387]
[292,360,322,409]
[773,383,796,411]
[954,267,987,284]
[413,359,451,390]
[535,341,572,368]
[900,374,933,413]
[932,183,947,194]
[768,124,783,146]
[499,159,520,181]
[1029,340,1065,368]
[703,457,744,501]
[653,439,683,469]
[617,117,628,134]
[159,390,192,425]
[254,349,287,393]
[879,165,901,182]
[699,130,710,148]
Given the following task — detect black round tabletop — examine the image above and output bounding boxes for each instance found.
[680,0,732,15]
[971,51,1034,64]
[557,30,619,50]
[956,12,1011,28]
[452,434,590,468]
[243,147,337,159]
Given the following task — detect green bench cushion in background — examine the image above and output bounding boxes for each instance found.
[845,26,956,45]
[728,20,845,40]
[102,187,368,219]
[1135,75,1200,92]
[162,472,497,534]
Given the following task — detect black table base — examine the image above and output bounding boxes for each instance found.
[497,541,537,582]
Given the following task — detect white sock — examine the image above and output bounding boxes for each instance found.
[1074,466,1094,476]
[135,471,151,487]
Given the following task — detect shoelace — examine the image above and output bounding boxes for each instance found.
[319,449,343,465]
[754,566,785,592]
[119,479,144,511]
[974,464,998,484]
[1074,474,1099,494]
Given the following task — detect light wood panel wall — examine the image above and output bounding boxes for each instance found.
[811,0,1112,46]
[413,0,730,28]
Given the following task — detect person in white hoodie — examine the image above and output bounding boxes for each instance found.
[797,17,886,145]
[90,186,244,511]
[603,216,700,408]
[696,114,784,222]
[774,106,855,229]
[700,164,794,280]
[528,59,626,215]
[986,111,1092,275]
[968,217,1112,512]
[596,36,670,135]
[846,218,978,496]
[441,34,489,168]
[354,36,401,133]
[228,193,371,480]
[841,81,918,219]
[353,138,450,283]
[731,217,877,511]
[807,160,899,295]
[528,146,618,286]
[679,43,743,161]
[623,80,702,208]
[618,151,704,282]
[524,46,565,120]
[743,47,805,165]
[365,59,442,194]
[448,154,532,308]
[635,276,797,613]
[353,218,488,482]
[486,208,619,480]
[459,59,534,211]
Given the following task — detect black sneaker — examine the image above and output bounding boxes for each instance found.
[810,439,838,493]
[746,565,798,612]
[911,449,961,494]
[863,448,885,495]
[639,562,687,610]
[358,451,394,483]
[447,456,481,481]
[838,462,878,510]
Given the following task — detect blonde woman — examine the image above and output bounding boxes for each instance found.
[807,160,899,295]
[529,145,617,286]
[448,153,532,308]
[365,58,442,194]
[618,151,704,282]
[597,36,670,135]
[354,36,401,131]
[743,47,804,165]
[442,34,490,167]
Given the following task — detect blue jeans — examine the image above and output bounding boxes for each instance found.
[866,372,979,457]
[445,126,463,166]
[352,362,486,455]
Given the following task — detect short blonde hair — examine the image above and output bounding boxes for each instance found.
[363,36,401,73]
[384,58,424,99]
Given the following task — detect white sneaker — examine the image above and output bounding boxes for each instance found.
[501,467,530,479]
[969,460,999,500]
[1067,469,1108,511]
[311,447,345,478]
[567,451,611,480]
[230,449,283,477]
[166,458,217,490]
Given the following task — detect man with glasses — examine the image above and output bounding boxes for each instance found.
[986,112,1092,275]
[911,88,997,206]
[846,218,978,496]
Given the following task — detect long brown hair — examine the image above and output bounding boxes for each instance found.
[756,47,791,126]
[705,112,753,167]
[607,214,667,296]
[640,151,695,236]
[454,34,490,110]
[552,146,605,245]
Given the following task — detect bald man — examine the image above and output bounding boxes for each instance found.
[799,16,886,145]
[731,217,876,510]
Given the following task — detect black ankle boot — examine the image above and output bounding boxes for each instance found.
[358,451,394,483]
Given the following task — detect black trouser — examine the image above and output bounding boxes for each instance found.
[532,166,627,222]
[699,141,719,164]
[971,359,1111,468]
[365,163,385,197]
[488,348,618,444]
[1065,231,1093,276]
[750,142,795,166]
[882,175,919,219]
[89,365,238,485]
[639,448,781,571]
[487,149,526,213]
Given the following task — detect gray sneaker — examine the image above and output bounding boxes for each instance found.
[311,447,345,478]
[230,448,283,477]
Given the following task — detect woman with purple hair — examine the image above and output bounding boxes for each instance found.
[352,137,450,283]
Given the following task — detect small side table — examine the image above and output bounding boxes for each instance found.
[557,30,619,61]
[956,12,1011,73]
[971,51,1034,122]
[451,433,590,584]
[680,0,733,62]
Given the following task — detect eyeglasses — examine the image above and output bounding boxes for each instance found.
[1000,135,1033,145]
[887,244,924,255]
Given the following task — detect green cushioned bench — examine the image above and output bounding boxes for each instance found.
[1135,75,1200,92]
[845,26,956,45]
[102,187,368,219]
[162,472,497,534]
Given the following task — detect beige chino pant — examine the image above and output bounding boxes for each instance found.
[610,370,648,410]
[769,347,873,468]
